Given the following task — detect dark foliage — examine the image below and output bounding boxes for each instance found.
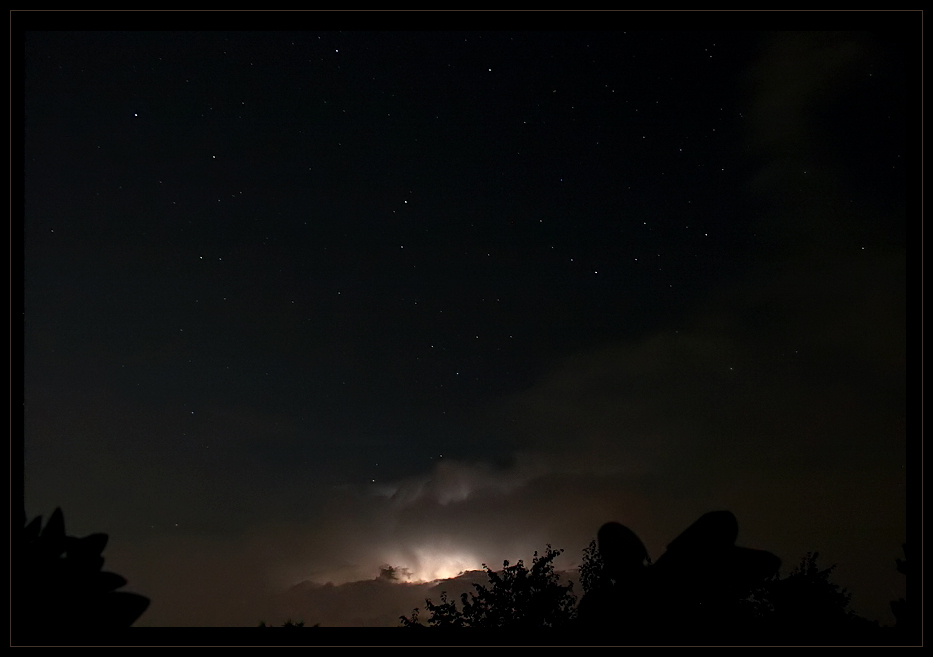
[572,511,903,644]
[400,545,577,629]
[13,507,150,638]
[763,552,852,621]
[259,618,317,627]
[889,543,917,644]
[732,551,901,645]
[261,510,904,644]
[577,539,605,596]
[576,511,780,642]
[740,552,845,640]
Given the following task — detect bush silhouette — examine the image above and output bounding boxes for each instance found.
[738,550,894,644]
[577,510,781,642]
[396,511,904,643]
[14,507,150,637]
[763,553,852,623]
[259,618,317,627]
[401,545,577,629]
[577,538,605,596]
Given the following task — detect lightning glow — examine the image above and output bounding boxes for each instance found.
[381,545,482,583]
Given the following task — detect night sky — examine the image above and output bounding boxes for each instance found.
[23,27,911,629]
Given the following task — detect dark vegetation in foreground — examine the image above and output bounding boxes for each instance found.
[394,512,917,645]
[13,507,916,645]
[13,507,150,642]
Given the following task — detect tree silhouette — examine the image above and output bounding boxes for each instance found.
[400,514,898,644]
[890,543,916,644]
[577,539,605,596]
[772,552,852,617]
[14,507,150,638]
[743,551,872,643]
[400,545,577,629]
[400,591,467,628]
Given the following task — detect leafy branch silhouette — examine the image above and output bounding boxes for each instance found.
[15,507,150,635]
[401,545,576,629]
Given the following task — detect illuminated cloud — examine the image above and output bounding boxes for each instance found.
[379,453,548,508]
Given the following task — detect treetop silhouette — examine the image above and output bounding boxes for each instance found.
[400,544,576,629]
